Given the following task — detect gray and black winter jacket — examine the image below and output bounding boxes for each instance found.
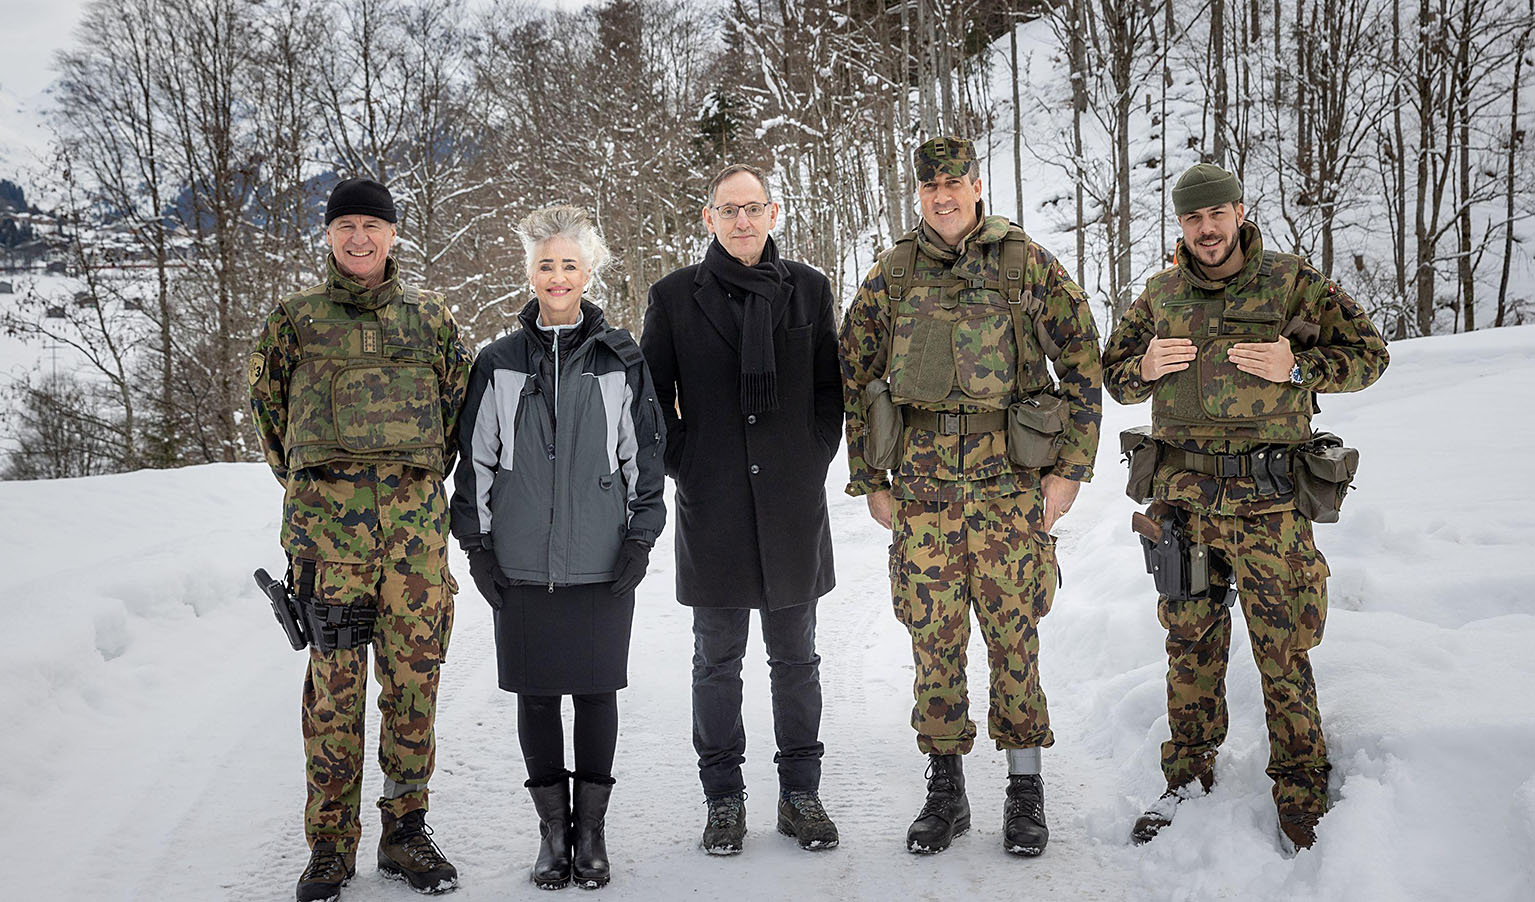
[450,298,666,586]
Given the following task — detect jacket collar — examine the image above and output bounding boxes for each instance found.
[326,254,400,310]
[690,256,796,351]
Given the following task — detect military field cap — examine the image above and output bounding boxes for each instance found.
[914,136,977,182]
[326,177,397,225]
[1172,163,1243,215]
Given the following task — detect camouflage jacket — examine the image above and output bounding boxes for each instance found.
[1103,222,1389,516]
[249,256,472,562]
[839,215,1103,502]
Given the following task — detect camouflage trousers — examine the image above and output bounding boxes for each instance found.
[1158,507,1331,816]
[890,491,1057,755]
[301,548,455,852]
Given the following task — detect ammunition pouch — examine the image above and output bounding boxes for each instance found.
[1292,431,1359,523]
[862,377,904,471]
[1119,426,1158,503]
[292,558,378,652]
[1133,504,1235,605]
[1006,392,1068,469]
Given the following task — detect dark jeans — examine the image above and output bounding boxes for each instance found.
[691,602,824,799]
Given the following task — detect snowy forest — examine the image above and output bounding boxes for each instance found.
[2,0,1533,479]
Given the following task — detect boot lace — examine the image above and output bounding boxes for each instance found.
[300,845,349,883]
[1005,775,1044,822]
[707,794,745,829]
[391,814,450,870]
[782,790,831,825]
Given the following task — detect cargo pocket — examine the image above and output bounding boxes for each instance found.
[437,566,456,657]
[888,536,915,628]
[1029,530,1059,619]
[1285,550,1329,653]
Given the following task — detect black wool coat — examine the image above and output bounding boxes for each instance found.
[640,257,841,610]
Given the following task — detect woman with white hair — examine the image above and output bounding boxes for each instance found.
[449,204,666,890]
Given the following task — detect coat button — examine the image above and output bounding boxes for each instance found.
[750,464,760,474]
[747,414,757,424]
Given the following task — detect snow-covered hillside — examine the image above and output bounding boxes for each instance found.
[2,326,1531,901]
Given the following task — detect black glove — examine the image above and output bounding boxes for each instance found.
[467,547,506,609]
[610,539,651,595]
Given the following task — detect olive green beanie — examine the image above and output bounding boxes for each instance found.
[1172,163,1243,215]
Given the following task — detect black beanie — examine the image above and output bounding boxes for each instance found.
[325,178,397,225]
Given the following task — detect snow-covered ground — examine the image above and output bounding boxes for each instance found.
[2,326,1532,900]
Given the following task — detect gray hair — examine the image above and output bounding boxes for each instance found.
[707,163,773,204]
[516,205,610,281]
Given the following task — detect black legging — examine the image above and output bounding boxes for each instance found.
[517,692,619,783]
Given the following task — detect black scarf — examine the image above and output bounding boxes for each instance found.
[702,236,787,414]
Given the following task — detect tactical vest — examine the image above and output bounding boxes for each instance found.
[1148,249,1315,443]
[281,284,450,475]
[880,226,1052,410]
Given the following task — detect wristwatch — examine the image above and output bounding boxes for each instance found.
[1288,363,1305,386]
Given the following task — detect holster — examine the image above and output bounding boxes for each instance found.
[291,557,378,652]
[1132,503,1235,606]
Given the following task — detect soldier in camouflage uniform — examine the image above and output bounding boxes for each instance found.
[1103,163,1389,851]
[839,137,1102,856]
[248,178,471,901]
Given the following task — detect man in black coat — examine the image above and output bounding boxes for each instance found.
[641,163,843,854]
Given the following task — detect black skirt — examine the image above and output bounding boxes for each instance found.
[491,581,635,695]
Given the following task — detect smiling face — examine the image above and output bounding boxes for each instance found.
[702,171,779,266]
[918,172,983,246]
[326,214,396,287]
[1178,202,1246,276]
[530,235,591,326]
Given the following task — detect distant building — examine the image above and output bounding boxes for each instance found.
[0,281,12,294]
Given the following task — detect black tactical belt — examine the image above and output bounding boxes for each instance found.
[1163,445,1296,497]
[903,408,1008,435]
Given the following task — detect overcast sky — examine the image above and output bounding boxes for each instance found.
[0,0,598,102]
[0,0,90,100]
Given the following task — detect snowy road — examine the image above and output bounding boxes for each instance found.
[4,326,1534,901]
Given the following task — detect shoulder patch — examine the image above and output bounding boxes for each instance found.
[247,351,265,386]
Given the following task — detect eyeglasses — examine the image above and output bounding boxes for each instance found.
[710,202,771,220]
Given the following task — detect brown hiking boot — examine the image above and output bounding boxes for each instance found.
[1130,770,1215,844]
[296,841,355,902]
[378,810,458,894]
[1278,809,1321,852]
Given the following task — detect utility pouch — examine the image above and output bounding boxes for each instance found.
[1292,431,1359,523]
[862,377,904,471]
[1006,392,1068,469]
[1119,425,1158,503]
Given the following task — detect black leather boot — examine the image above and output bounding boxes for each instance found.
[571,775,614,889]
[1003,774,1049,856]
[527,774,573,890]
[906,754,970,853]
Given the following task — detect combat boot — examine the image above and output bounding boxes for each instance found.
[1277,809,1321,853]
[1131,770,1215,844]
[527,775,573,890]
[776,790,840,850]
[296,841,355,902]
[1003,774,1048,856]
[571,775,614,888]
[701,791,747,855]
[906,754,970,854]
[378,809,459,894]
